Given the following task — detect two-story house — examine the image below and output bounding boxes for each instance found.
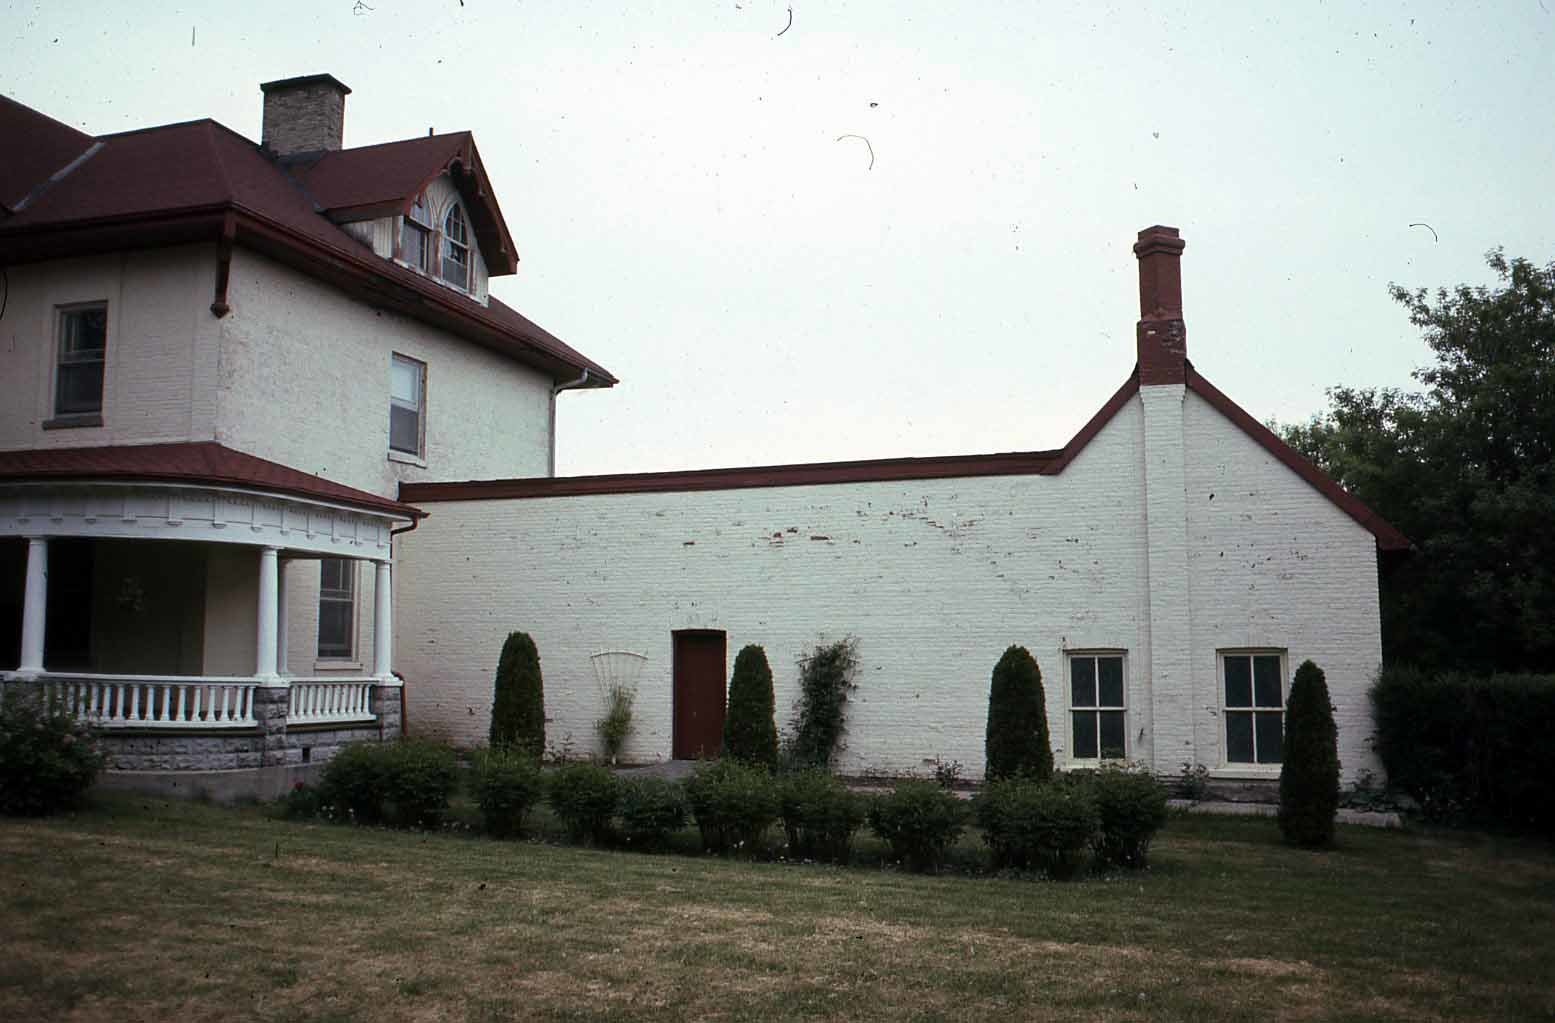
[0,76,612,792]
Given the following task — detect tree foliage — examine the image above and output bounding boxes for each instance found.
[1282,251,1555,672]
[723,644,778,768]
[783,637,859,769]
[1278,661,1340,848]
[984,645,1053,782]
[490,631,545,754]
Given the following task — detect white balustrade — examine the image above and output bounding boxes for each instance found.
[42,674,258,729]
[286,678,376,726]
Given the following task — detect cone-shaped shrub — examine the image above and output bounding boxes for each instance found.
[984,645,1053,782]
[1279,659,1340,848]
[490,631,545,755]
[723,644,778,768]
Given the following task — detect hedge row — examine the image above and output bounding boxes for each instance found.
[1371,666,1555,834]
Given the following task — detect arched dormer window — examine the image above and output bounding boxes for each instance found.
[441,203,471,289]
[401,195,432,272]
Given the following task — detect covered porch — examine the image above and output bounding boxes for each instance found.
[0,443,425,791]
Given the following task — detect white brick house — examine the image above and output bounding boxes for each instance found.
[1,76,1406,793]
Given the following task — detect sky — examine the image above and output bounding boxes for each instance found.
[3,1,1552,478]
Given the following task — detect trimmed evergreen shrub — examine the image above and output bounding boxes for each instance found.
[1372,666,1555,834]
[723,644,779,768]
[684,758,780,855]
[617,777,689,849]
[779,769,865,864]
[319,740,459,830]
[783,637,859,769]
[975,776,1098,878]
[0,693,106,816]
[984,645,1053,782]
[473,745,545,838]
[1088,766,1170,869]
[547,762,620,844]
[866,780,969,873]
[1279,660,1340,848]
[490,631,545,755]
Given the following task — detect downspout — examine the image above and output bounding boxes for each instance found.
[549,368,591,476]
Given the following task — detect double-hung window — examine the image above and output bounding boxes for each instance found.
[1221,650,1285,765]
[55,303,108,417]
[1070,653,1126,761]
[389,353,425,458]
[317,558,355,659]
[441,203,471,289]
[401,195,433,272]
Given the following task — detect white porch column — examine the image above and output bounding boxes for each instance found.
[373,558,393,681]
[16,537,49,679]
[256,546,280,681]
[275,557,290,678]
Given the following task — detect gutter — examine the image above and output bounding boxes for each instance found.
[548,369,592,476]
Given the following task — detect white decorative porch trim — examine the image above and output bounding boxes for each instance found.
[287,678,377,726]
[26,673,261,729]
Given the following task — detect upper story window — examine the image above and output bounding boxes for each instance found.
[54,303,108,418]
[441,203,471,290]
[389,353,426,458]
[1069,652,1126,761]
[401,196,432,272]
[1221,650,1286,765]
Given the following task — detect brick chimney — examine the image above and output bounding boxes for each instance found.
[259,74,351,158]
[1133,225,1187,385]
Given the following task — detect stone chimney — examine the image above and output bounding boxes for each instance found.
[1133,225,1187,385]
[259,74,351,158]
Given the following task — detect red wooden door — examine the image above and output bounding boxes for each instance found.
[672,630,727,760]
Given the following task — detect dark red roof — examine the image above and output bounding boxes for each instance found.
[0,96,613,386]
[403,367,1409,553]
[0,95,95,212]
[0,442,424,520]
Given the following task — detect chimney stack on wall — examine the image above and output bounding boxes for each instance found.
[259,74,352,158]
[1133,225,1187,385]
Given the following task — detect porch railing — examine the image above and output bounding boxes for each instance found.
[42,675,259,729]
[286,678,376,726]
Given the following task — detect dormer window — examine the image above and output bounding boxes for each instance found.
[441,203,471,290]
[402,196,432,272]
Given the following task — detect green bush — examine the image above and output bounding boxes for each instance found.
[783,637,859,769]
[867,780,969,873]
[280,782,323,821]
[547,762,619,844]
[684,759,780,855]
[0,693,106,816]
[617,777,689,849]
[490,631,545,755]
[724,645,779,768]
[780,769,865,863]
[1088,766,1169,869]
[473,745,545,838]
[984,646,1053,782]
[1280,660,1341,847]
[319,740,459,830]
[975,776,1098,878]
[1372,666,1555,834]
[595,683,634,763]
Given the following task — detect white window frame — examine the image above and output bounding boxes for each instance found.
[440,203,471,290]
[400,195,433,273]
[316,558,357,661]
[389,353,426,460]
[1218,649,1288,769]
[1066,650,1128,763]
[52,302,109,421]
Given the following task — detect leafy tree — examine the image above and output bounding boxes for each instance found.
[1283,251,1555,672]
[783,637,859,769]
[1279,660,1340,848]
[723,644,778,768]
[984,645,1053,781]
[490,631,545,754]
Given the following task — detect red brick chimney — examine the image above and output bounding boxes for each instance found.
[1134,225,1187,385]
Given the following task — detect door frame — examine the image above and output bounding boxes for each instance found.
[671,628,727,760]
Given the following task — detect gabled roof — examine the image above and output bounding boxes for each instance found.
[0,95,613,386]
[400,366,1410,553]
[0,442,425,520]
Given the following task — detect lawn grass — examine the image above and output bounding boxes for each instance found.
[1,796,1552,1022]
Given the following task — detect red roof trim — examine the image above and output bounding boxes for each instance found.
[1184,365,1411,551]
[1038,372,1140,475]
[0,442,426,520]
